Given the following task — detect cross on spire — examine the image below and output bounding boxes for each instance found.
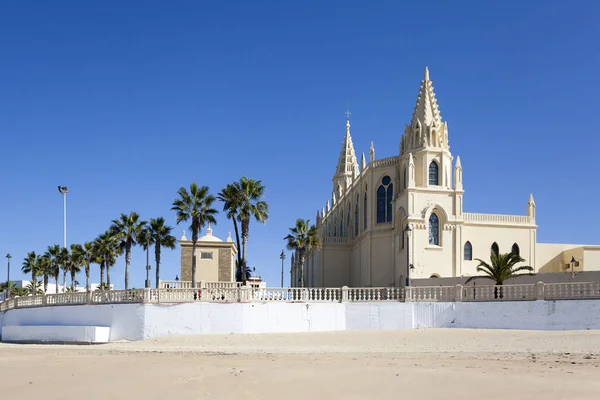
[345,106,351,121]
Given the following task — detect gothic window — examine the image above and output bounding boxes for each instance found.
[403,167,407,189]
[346,210,350,237]
[429,213,439,245]
[429,161,439,185]
[339,211,343,237]
[464,241,472,260]
[491,242,499,256]
[511,243,520,256]
[377,176,393,223]
[363,187,368,230]
[354,195,359,236]
[333,216,337,237]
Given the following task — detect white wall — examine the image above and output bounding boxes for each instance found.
[3,300,600,343]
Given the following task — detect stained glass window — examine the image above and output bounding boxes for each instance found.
[363,189,367,230]
[377,176,393,224]
[377,185,386,223]
[429,161,439,185]
[429,213,439,245]
[464,241,472,260]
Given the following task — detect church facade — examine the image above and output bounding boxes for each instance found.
[291,68,600,288]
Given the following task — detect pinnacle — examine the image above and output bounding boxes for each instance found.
[528,193,535,204]
[334,119,359,177]
[411,66,442,128]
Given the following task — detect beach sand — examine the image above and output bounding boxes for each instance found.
[1,329,600,399]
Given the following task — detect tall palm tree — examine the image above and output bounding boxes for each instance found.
[39,254,53,293]
[45,245,61,294]
[110,212,147,289]
[79,242,94,292]
[465,252,534,298]
[58,247,71,292]
[284,219,320,288]
[94,230,121,289]
[172,183,218,288]
[218,183,244,273]
[69,244,84,291]
[147,217,177,288]
[22,251,42,295]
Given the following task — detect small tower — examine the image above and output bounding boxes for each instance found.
[369,141,375,162]
[454,156,463,191]
[361,152,366,170]
[332,118,360,197]
[527,193,536,221]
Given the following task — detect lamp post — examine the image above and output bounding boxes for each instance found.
[404,224,412,286]
[57,186,69,249]
[570,256,576,281]
[5,254,11,299]
[280,250,286,288]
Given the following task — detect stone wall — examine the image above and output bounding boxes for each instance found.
[180,246,193,282]
[218,249,232,281]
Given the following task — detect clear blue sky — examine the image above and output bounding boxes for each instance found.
[1,0,598,289]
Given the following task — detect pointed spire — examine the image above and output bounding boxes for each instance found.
[407,153,415,188]
[326,200,331,212]
[361,152,366,170]
[411,66,442,128]
[322,206,326,217]
[369,141,375,162]
[455,155,462,168]
[528,193,535,205]
[454,156,463,191]
[334,118,360,178]
[527,193,536,220]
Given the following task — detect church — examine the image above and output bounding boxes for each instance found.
[291,68,600,288]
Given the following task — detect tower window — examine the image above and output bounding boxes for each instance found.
[429,213,439,245]
[363,187,368,230]
[354,195,359,236]
[511,243,520,256]
[403,167,407,189]
[376,176,393,223]
[200,252,213,260]
[464,241,472,260]
[491,242,499,256]
[429,161,439,185]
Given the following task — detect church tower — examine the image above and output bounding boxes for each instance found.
[332,118,360,200]
[400,67,453,189]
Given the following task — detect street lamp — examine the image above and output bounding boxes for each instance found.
[570,256,577,281]
[280,250,286,288]
[5,254,11,299]
[404,224,413,286]
[57,186,69,249]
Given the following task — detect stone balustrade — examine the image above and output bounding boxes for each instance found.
[371,156,400,169]
[158,280,242,289]
[1,282,600,312]
[463,212,530,224]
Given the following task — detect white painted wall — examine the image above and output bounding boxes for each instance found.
[3,300,600,343]
[2,326,110,343]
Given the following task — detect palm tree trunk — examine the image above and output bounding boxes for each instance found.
[100,261,105,285]
[86,265,90,292]
[232,218,242,267]
[191,239,197,288]
[62,269,66,291]
[55,273,59,294]
[107,264,111,289]
[241,219,249,283]
[299,251,305,288]
[125,243,131,290]
[155,243,161,289]
[31,271,36,295]
[71,270,75,291]
[44,274,48,293]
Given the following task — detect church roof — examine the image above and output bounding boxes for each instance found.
[199,224,222,242]
[334,119,360,178]
[411,66,443,128]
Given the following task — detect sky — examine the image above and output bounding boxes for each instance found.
[1,0,599,289]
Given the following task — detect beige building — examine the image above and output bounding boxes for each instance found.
[292,67,600,288]
[179,225,237,283]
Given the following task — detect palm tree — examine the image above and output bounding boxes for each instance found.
[94,231,121,289]
[147,217,177,288]
[235,259,253,282]
[45,245,61,294]
[236,177,268,283]
[39,255,53,293]
[26,280,44,295]
[172,183,218,288]
[283,219,320,288]
[11,286,30,297]
[0,281,17,296]
[69,244,84,291]
[110,212,147,290]
[22,251,42,295]
[58,247,71,292]
[465,252,535,298]
[218,183,244,274]
[78,242,94,292]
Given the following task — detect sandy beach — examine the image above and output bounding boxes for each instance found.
[1,329,599,399]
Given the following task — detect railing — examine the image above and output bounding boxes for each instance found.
[158,280,242,289]
[371,156,400,169]
[463,212,530,224]
[323,237,348,244]
[1,282,600,311]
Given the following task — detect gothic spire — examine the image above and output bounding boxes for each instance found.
[411,66,442,128]
[334,119,360,178]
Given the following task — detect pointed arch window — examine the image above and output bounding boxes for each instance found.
[354,195,359,236]
[403,167,407,189]
[428,213,439,245]
[511,243,520,256]
[339,210,344,237]
[429,161,439,185]
[346,209,350,237]
[491,242,499,256]
[377,175,393,223]
[464,241,472,260]
[333,216,337,237]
